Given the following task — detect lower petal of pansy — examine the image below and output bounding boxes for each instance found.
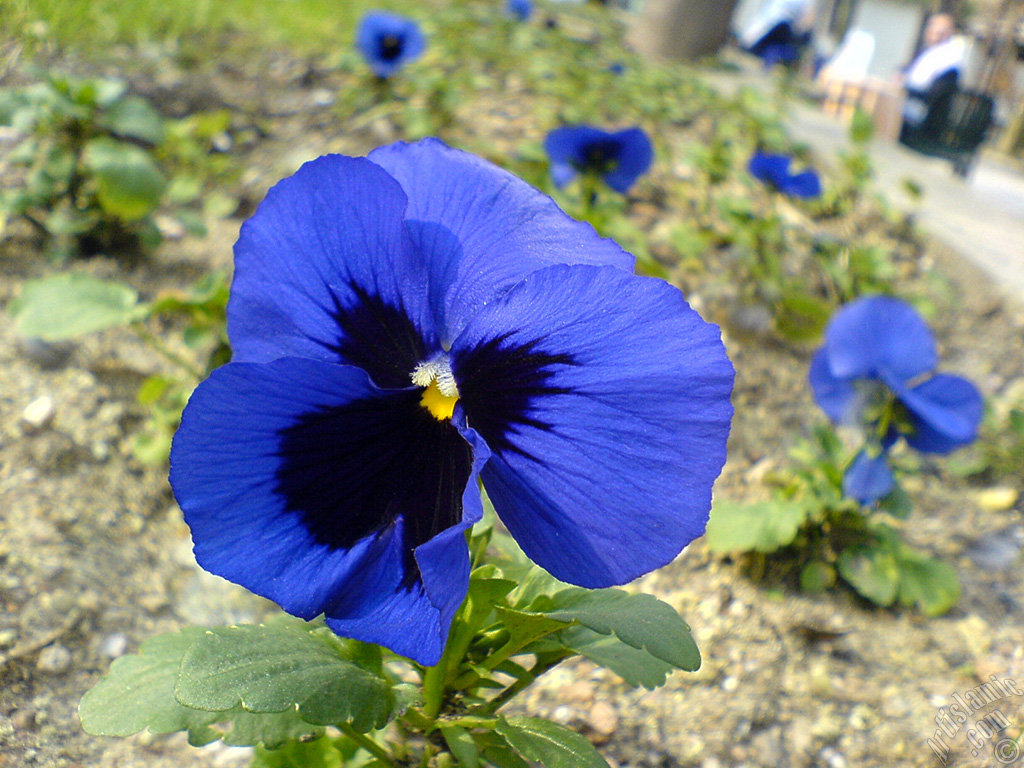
[450,264,734,588]
[897,373,983,454]
[842,449,894,504]
[808,348,860,424]
[169,357,484,665]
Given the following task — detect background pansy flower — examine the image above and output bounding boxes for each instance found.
[507,0,532,21]
[809,295,983,503]
[748,150,822,198]
[356,11,426,79]
[170,138,734,666]
[544,125,654,193]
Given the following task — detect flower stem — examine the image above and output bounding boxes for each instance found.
[336,722,398,768]
[129,321,204,380]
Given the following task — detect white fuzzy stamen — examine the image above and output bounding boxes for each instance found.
[411,354,459,398]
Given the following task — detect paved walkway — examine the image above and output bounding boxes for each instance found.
[702,66,1024,300]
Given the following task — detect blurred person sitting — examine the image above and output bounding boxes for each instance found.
[898,13,965,152]
[738,0,814,66]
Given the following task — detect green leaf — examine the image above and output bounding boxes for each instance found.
[220,706,322,748]
[174,624,407,732]
[895,550,960,617]
[877,483,912,519]
[774,290,832,342]
[556,626,673,689]
[253,737,345,768]
[82,137,166,220]
[491,605,574,655]
[477,732,530,768]
[496,717,610,768]
[704,499,812,554]
[441,724,480,768]
[837,545,900,606]
[538,588,700,673]
[799,561,836,594]
[103,95,165,144]
[78,627,221,744]
[10,273,141,341]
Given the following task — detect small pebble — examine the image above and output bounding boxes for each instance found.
[11,709,37,732]
[311,88,335,107]
[820,747,847,768]
[587,701,618,738]
[36,644,72,674]
[965,525,1024,571]
[977,487,1020,512]
[22,396,55,430]
[100,633,129,659]
[721,675,740,692]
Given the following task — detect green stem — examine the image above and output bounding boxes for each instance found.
[336,722,398,768]
[476,650,574,715]
[420,660,447,722]
[129,322,204,380]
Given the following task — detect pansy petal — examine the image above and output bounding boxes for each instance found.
[842,450,894,504]
[543,126,607,167]
[451,264,734,588]
[368,138,633,344]
[550,160,578,189]
[228,155,435,388]
[825,296,937,382]
[808,347,860,424]
[602,128,654,193]
[748,151,791,187]
[897,373,983,454]
[169,357,482,665]
[781,169,822,198]
[356,12,425,78]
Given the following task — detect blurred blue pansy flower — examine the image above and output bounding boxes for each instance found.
[809,295,982,503]
[748,150,821,198]
[356,11,426,78]
[544,126,654,193]
[170,139,734,665]
[507,0,532,21]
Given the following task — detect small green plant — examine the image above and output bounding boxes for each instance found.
[9,271,229,464]
[0,72,174,259]
[706,425,960,616]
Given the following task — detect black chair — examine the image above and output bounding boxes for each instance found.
[900,88,994,177]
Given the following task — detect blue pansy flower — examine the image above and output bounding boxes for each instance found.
[760,43,800,68]
[356,11,426,79]
[170,139,734,666]
[507,0,532,21]
[809,295,983,503]
[748,150,822,198]
[544,126,654,193]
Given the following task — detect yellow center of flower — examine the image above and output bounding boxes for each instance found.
[411,354,459,421]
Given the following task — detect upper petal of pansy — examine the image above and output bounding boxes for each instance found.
[450,264,734,588]
[895,373,983,454]
[602,128,654,193]
[749,152,790,187]
[169,357,486,665]
[368,139,634,345]
[228,155,436,389]
[781,169,822,199]
[543,126,608,168]
[824,296,937,382]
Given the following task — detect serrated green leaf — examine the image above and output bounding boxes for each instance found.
[496,717,610,768]
[441,724,480,768]
[78,627,221,744]
[83,137,166,220]
[492,605,573,653]
[220,706,322,748]
[11,273,141,341]
[537,588,700,673]
[705,499,812,554]
[838,545,900,606]
[895,551,960,617]
[557,626,673,689]
[174,624,406,732]
[103,95,165,144]
[253,737,345,768]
